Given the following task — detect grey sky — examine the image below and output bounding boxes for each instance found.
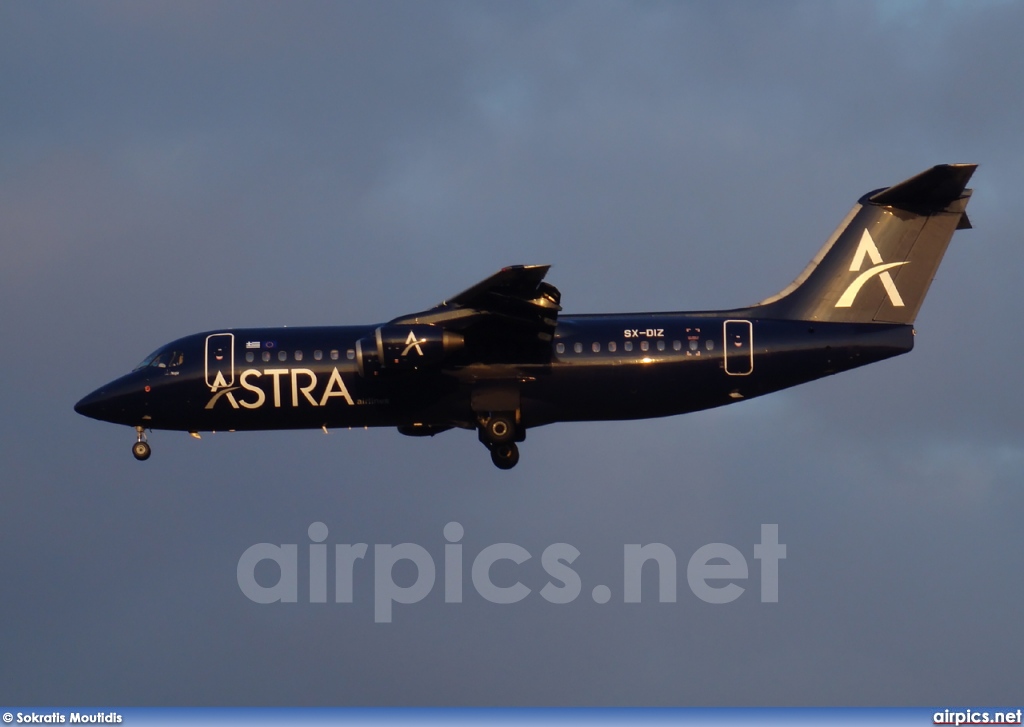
[1,1,1022,706]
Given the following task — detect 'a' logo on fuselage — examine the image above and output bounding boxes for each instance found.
[834,229,907,308]
[209,370,230,392]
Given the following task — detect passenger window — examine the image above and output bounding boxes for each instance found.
[262,351,271,362]
[347,350,355,360]
[673,340,682,351]
[278,351,287,362]
[573,342,583,353]
[624,341,633,352]
[706,340,714,351]
[295,350,303,362]
[592,342,601,353]
[640,341,649,352]
[608,341,617,353]
[556,342,565,354]
[689,340,699,352]
[314,350,323,361]
[330,350,339,361]
[656,340,665,352]
[245,351,254,363]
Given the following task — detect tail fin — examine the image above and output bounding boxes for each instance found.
[756,164,976,323]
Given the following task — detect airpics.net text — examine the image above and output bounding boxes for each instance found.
[237,523,786,622]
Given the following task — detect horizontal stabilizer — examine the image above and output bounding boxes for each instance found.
[868,163,976,212]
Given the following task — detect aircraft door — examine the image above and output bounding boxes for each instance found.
[205,333,235,390]
[723,320,753,376]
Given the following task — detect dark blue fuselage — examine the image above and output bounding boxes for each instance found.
[75,313,913,435]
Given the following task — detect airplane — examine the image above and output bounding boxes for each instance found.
[75,163,975,470]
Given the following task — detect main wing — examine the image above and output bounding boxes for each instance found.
[388,264,562,363]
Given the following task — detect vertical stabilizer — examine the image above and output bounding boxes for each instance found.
[756,164,975,324]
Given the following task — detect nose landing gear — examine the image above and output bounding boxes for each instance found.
[132,426,151,461]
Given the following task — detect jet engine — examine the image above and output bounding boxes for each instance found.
[355,325,464,377]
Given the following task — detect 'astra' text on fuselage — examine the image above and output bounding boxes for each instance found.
[205,367,359,410]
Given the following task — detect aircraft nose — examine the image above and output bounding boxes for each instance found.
[74,387,110,420]
[75,374,150,425]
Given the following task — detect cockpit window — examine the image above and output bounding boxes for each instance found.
[133,349,162,371]
[133,349,184,371]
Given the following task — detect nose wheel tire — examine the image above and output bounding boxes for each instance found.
[132,441,152,461]
[490,442,519,470]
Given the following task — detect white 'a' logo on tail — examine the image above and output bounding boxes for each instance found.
[834,229,907,308]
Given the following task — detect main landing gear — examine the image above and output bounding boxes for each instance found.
[132,426,151,461]
[478,413,522,470]
[488,442,520,470]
